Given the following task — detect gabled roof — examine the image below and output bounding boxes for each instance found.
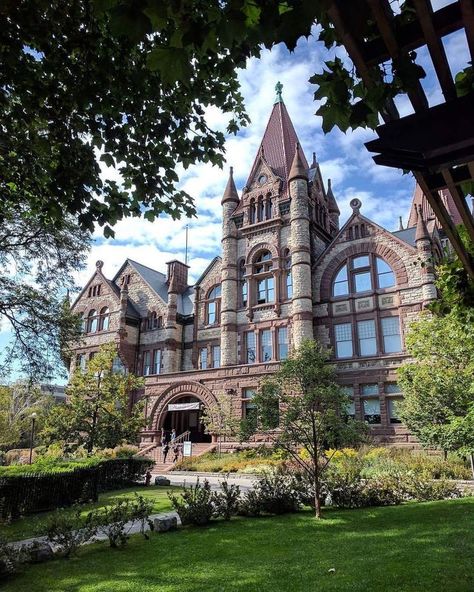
[113,259,169,303]
[244,100,309,199]
[407,183,463,228]
[391,227,417,247]
[194,256,221,287]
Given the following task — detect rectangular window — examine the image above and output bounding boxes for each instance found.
[245,331,256,364]
[257,277,274,304]
[260,329,272,362]
[385,382,401,394]
[243,388,257,423]
[362,397,381,424]
[388,397,403,424]
[199,348,207,370]
[278,327,289,360]
[335,323,353,358]
[361,384,378,396]
[211,345,220,368]
[76,354,87,371]
[342,386,355,418]
[381,316,402,353]
[207,301,216,324]
[241,281,248,307]
[354,271,372,293]
[353,256,370,268]
[357,320,377,356]
[286,272,293,299]
[143,351,151,376]
[153,349,161,375]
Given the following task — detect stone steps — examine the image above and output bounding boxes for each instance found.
[149,442,215,473]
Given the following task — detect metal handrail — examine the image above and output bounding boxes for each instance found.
[171,430,191,445]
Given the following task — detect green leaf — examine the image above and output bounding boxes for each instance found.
[146,47,191,86]
[100,153,115,168]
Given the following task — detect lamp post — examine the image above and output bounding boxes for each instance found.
[29,412,37,465]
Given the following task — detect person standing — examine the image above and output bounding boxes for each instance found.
[160,431,167,447]
[162,443,170,463]
[171,428,177,443]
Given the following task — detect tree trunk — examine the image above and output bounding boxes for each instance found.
[470,454,474,480]
[313,465,322,519]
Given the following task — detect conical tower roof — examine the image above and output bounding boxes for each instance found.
[244,83,309,198]
[326,178,340,214]
[221,166,239,205]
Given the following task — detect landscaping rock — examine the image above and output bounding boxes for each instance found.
[153,517,178,532]
[154,476,171,486]
[23,541,54,564]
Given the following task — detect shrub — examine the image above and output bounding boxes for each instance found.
[90,499,134,548]
[44,506,96,558]
[0,457,153,521]
[169,479,215,526]
[239,470,301,516]
[403,476,462,501]
[213,481,241,520]
[130,494,155,538]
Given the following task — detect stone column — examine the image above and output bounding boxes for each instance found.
[289,144,314,349]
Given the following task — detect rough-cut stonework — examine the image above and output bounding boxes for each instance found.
[70,95,465,449]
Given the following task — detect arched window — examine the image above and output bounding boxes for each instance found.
[157,316,163,328]
[332,254,396,297]
[99,307,110,331]
[284,249,292,299]
[87,309,98,333]
[257,196,264,222]
[239,259,247,307]
[376,257,395,288]
[249,199,256,224]
[253,250,274,304]
[77,312,86,333]
[206,284,221,325]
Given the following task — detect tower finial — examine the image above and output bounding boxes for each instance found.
[311,152,317,168]
[398,216,404,231]
[274,81,283,104]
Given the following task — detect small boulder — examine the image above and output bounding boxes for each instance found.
[23,541,54,564]
[153,516,178,533]
[154,476,171,486]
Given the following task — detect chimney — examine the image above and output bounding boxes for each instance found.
[166,260,189,293]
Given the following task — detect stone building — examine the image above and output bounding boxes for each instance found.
[70,88,463,451]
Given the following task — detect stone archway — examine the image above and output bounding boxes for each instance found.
[148,381,218,443]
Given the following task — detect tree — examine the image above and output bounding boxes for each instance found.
[201,391,242,455]
[4,1,439,236]
[247,340,367,518]
[0,381,52,449]
[0,206,90,380]
[398,311,474,476]
[41,344,144,452]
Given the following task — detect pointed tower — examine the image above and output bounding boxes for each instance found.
[220,167,239,366]
[289,143,314,348]
[326,179,340,232]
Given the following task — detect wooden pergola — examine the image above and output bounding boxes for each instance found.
[326,0,474,278]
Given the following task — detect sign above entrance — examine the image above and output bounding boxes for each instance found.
[168,402,200,411]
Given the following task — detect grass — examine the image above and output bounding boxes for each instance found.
[3,498,474,592]
[1,485,179,542]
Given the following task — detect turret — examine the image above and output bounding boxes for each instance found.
[162,261,188,373]
[289,143,313,349]
[220,167,239,366]
[326,178,340,231]
[415,205,436,305]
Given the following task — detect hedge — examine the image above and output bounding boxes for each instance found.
[0,457,153,522]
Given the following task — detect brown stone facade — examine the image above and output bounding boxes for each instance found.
[69,98,452,449]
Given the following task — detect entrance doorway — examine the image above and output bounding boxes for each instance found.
[162,396,211,443]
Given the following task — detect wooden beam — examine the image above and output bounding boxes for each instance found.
[442,169,474,244]
[415,171,474,280]
[326,1,399,122]
[413,0,457,102]
[364,2,463,66]
[367,0,429,112]
[460,0,474,61]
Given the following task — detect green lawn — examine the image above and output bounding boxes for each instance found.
[1,485,178,542]
[4,498,474,592]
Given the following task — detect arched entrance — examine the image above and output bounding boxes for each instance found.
[161,395,211,443]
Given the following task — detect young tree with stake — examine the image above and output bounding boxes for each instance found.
[248,340,367,518]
